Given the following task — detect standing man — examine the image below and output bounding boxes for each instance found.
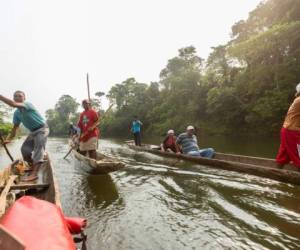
[77,99,99,159]
[0,91,49,181]
[276,83,300,170]
[131,116,143,146]
[176,125,214,158]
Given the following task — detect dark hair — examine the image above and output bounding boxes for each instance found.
[82,99,91,104]
[14,90,25,95]
[14,90,25,98]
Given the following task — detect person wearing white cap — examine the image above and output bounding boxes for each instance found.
[160,129,180,153]
[176,125,215,158]
[276,83,300,169]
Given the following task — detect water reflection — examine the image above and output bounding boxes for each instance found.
[85,174,119,208]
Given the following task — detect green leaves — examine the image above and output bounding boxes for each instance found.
[46,95,80,136]
[46,0,300,137]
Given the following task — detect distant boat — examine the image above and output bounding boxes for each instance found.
[126,141,300,186]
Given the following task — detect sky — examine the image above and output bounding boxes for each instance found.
[0,0,261,115]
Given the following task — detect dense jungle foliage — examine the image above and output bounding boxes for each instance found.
[45,0,300,137]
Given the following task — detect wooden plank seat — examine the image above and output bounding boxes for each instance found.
[0,183,50,192]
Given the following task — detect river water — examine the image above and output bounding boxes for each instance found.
[1,137,300,250]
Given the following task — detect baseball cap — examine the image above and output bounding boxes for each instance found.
[186,125,194,130]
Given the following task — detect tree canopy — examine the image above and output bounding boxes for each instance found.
[45,0,300,138]
[101,0,300,137]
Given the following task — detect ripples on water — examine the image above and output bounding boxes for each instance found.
[1,138,300,250]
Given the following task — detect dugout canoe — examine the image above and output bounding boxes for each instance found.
[0,155,64,249]
[126,142,300,186]
[73,150,125,174]
[0,155,60,213]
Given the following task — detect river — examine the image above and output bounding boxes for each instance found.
[0,137,300,250]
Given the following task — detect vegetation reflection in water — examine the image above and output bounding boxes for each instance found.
[0,137,300,250]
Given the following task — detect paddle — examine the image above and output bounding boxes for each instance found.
[63,145,74,160]
[0,132,14,162]
[63,103,114,159]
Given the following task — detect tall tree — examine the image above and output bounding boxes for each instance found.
[46,95,79,135]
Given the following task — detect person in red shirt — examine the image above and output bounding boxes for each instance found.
[276,83,300,170]
[77,99,100,159]
[160,130,181,153]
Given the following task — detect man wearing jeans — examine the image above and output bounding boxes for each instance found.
[0,91,49,181]
[176,125,214,158]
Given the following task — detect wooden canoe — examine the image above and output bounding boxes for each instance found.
[73,150,125,174]
[126,142,300,186]
[0,154,61,249]
[0,155,60,213]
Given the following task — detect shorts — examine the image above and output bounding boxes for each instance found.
[79,137,98,151]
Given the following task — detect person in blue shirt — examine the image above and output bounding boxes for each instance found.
[131,116,143,146]
[0,91,49,181]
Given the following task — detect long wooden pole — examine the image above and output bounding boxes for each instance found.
[0,132,14,162]
[87,73,91,102]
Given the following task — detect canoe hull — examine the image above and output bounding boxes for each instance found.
[127,143,300,186]
[73,150,125,174]
[0,154,62,249]
[0,154,60,207]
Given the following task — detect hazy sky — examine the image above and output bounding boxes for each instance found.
[0,0,261,114]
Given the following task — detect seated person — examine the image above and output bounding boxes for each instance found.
[160,130,180,153]
[69,123,80,137]
[176,125,214,158]
[69,123,80,150]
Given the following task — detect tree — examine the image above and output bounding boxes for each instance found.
[46,95,79,136]
[102,0,300,137]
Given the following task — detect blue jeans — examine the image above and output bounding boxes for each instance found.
[133,132,141,146]
[187,148,215,159]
